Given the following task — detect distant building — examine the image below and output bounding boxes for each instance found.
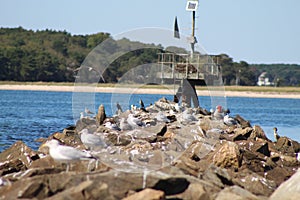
[257,72,274,86]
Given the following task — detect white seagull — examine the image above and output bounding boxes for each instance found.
[42,139,95,161]
[120,118,133,131]
[80,129,107,150]
[223,113,237,126]
[182,109,197,122]
[80,112,85,119]
[127,114,145,128]
[104,121,121,131]
[41,139,96,171]
[155,111,170,123]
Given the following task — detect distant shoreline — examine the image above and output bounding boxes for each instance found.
[0,83,300,99]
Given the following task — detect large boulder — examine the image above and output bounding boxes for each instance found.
[123,188,165,200]
[0,141,39,176]
[275,137,300,154]
[270,168,300,200]
[232,127,253,141]
[232,171,277,196]
[250,125,271,141]
[212,141,242,169]
[216,185,260,200]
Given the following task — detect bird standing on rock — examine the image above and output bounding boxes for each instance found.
[181,108,197,122]
[80,112,85,119]
[127,114,145,128]
[223,113,237,126]
[155,111,170,123]
[104,121,121,131]
[120,118,133,131]
[85,107,94,115]
[41,139,96,171]
[80,129,107,150]
[213,105,224,120]
[273,127,280,141]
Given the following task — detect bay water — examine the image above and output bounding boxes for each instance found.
[0,90,299,152]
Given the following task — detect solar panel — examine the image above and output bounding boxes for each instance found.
[186,1,198,11]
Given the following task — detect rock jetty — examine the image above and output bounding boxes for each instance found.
[0,97,299,200]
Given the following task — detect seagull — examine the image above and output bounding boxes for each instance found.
[120,118,133,131]
[223,113,237,126]
[104,121,121,131]
[182,108,197,122]
[80,112,85,119]
[80,129,107,150]
[130,105,137,112]
[85,107,94,115]
[273,127,280,141]
[127,114,145,128]
[174,103,181,112]
[73,66,105,82]
[213,105,224,120]
[41,139,96,171]
[155,111,170,123]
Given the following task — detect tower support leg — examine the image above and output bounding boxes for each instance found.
[182,79,199,108]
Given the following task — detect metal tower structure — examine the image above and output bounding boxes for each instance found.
[157,0,219,107]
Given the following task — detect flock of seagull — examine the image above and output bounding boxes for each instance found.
[42,99,294,171]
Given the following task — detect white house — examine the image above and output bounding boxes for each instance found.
[257,72,274,86]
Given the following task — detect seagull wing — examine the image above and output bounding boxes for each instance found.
[54,145,92,160]
[81,133,106,147]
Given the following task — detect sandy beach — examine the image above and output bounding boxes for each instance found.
[0,84,300,99]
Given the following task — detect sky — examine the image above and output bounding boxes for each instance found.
[1,0,300,64]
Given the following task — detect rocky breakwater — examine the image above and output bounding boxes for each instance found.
[0,97,300,200]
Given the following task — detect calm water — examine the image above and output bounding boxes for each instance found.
[0,90,299,152]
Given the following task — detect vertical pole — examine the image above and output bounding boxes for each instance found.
[191,11,196,56]
[161,54,164,84]
[192,11,195,38]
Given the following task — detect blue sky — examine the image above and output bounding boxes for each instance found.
[1,0,300,64]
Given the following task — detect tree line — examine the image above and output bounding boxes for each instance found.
[0,27,299,86]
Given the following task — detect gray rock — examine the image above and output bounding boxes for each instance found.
[106,132,131,146]
[270,169,300,200]
[168,183,210,200]
[203,164,233,188]
[123,188,164,200]
[0,141,39,176]
[96,104,106,125]
[45,181,114,200]
[76,117,97,132]
[235,114,251,128]
[216,185,260,200]
[233,127,253,141]
[275,136,300,154]
[250,125,271,141]
[233,172,277,196]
